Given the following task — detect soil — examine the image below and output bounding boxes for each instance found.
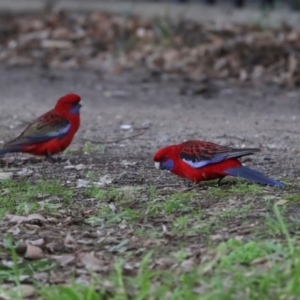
[1,65,300,293]
[0,66,299,171]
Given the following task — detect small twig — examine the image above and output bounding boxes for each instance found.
[22,104,38,120]
[155,184,182,189]
[272,129,300,135]
[179,183,205,193]
[18,119,33,126]
[214,134,246,141]
[82,130,146,144]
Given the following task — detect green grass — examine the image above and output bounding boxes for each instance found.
[208,180,266,196]
[8,237,300,299]
[146,190,197,216]
[84,185,142,226]
[0,179,73,217]
[2,202,300,300]
[0,236,57,300]
[81,142,106,154]
[0,166,298,300]
[284,194,300,201]
[215,203,254,219]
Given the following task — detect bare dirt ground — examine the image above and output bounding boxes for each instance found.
[0,66,300,165]
[0,67,300,233]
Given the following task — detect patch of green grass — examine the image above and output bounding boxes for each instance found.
[217,238,285,267]
[84,185,142,227]
[94,144,106,153]
[0,160,295,300]
[172,215,191,233]
[63,147,80,155]
[37,282,107,300]
[0,236,57,300]
[208,179,265,196]
[147,185,158,202]
[168,191,197,201]
[84,186,139,204]
[5,204,300,300]
[82,141,93,152]
[228,180,266,193]
[207,187,229,196]
[82,142,106,154]
[84,185,108,199]
[36,235,300,300]
[264,213,283,237]
[86,208,140,227]
[146,191,196,216]
[215,203,254,219]
[0,179,73,217]
[284,194,300,202]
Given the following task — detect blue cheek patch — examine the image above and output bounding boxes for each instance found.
[161,159,174,171]
[69,104,81,115]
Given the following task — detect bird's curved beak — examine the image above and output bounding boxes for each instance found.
[154,162,161,170]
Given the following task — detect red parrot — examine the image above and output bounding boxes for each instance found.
[0,93,81,162]
[154,140,284,188]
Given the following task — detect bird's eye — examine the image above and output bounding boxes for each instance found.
[161,154,167,160]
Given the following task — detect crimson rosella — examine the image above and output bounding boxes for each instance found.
[154,140,284,188]
[0,93,81,162]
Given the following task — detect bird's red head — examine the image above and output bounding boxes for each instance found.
[153,145,178,171]
[55,94,82,115]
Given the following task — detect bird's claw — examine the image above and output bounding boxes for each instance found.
[45,154,65,163]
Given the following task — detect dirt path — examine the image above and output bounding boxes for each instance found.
[0,66,299,174]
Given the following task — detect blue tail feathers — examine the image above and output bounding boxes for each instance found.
[225,166,285,188]
[0,146,22,156]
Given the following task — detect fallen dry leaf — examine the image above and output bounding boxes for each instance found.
[0,11,298,86]
[25,243,44,260]
[120,160,138,166]
[6,214,27,224]
[64,232,76,247]
[75,164,88,170]
[180,258,197,272]
[2,284,36,299]
[78,252,105,271]
[26,213,47,223]
[99,175,113,185]
[29,238,45,247]
[6,213,47,224]
[76,179,106,188]
[0,172,13,179]
[53,254,76,266]
[276,199,288,206]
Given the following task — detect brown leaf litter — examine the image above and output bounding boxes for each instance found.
[0,12,300,85]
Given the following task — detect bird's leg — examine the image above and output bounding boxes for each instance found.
[217,177,224,186]
[45,153,67,163]
[45,152,57,163]
[183,179,193,187]
[55,156,65,162]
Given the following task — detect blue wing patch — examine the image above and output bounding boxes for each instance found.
[3,118,71,148]
[182,154,227,169]
[40,123,71,140]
